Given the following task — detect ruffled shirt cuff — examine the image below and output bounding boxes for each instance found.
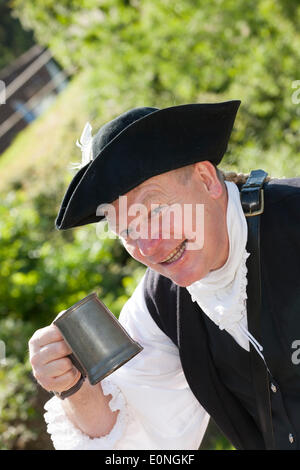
[44,377,129,450]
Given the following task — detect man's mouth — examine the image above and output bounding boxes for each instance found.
[160,240,187,265]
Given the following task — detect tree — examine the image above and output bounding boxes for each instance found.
[11,0,300,175]
[0,0,34,71]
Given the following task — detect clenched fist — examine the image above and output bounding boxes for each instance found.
[29,323,81,393]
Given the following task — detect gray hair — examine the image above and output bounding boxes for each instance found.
[218,168,272,184]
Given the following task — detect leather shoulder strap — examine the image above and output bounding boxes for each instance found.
[241,169,275,449]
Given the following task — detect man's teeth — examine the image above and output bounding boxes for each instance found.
[161,241,186,264]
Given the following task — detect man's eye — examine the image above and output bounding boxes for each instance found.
[120,229,129,238]
[120,228,131,239]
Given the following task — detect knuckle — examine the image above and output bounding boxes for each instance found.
[30,327,44,340]
[33,370,54,392]
[28,333,39,348]
[33,368,43,384]
[29,327,47,347]
[41,378,54,392]
[29,352,40,368]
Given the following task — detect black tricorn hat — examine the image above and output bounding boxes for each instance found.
[55,100,241,230]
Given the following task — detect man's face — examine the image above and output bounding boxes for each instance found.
[107,161,229,287]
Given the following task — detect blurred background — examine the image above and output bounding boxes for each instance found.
[0,0,300,450]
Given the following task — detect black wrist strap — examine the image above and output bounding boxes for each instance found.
[241,169,275,450]
[53,373,85,400]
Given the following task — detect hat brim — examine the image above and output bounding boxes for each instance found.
[56,101,241,230]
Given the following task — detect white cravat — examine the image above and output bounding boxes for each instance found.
[186,181,264,359]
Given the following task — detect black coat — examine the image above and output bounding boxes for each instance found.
[143,178,300,450]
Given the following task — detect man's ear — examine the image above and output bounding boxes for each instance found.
[194,161,223,199]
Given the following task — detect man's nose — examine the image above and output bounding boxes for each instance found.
[136,236,162,258]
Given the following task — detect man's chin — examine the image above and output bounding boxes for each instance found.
[162,270,206,288]
[170,278,194,288]
[161,257,211,286]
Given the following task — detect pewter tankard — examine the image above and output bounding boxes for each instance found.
[53,293,143,385]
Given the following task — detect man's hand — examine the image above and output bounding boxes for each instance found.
[29,323,81,393]
[28,321,119,438]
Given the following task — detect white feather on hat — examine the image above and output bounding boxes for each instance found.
[70,122,94,170]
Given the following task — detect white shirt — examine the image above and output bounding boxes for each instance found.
[44,181,261,450]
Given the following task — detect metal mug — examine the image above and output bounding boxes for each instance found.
[53,293,143,385]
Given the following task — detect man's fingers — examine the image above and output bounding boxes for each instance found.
[29,324,64,355]
[39,357,74,378]
[49,368,81,393]
[38,340,72,365]
[28,318,82,394]
[34,364,81,393]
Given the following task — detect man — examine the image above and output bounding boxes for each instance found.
[29,102,300,449]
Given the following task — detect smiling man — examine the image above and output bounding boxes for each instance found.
[29,102,300,450]
[104,160,229,287]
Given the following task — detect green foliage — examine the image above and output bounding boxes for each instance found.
[0,358,37,450]
[0,0,34,70]
[11,0,300,177]
[200,419,235,450]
